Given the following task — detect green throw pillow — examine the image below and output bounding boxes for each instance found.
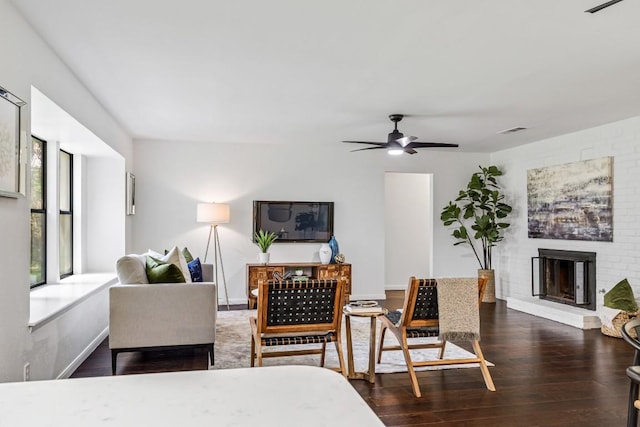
[145,256,186,284]
[182,247,194,263]
[604,278,638,312]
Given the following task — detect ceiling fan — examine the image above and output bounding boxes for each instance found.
[342,114,458,155]
[585,0,624,13]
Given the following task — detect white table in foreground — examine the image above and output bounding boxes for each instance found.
[0,366,384,426]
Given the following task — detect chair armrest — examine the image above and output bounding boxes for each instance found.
[109,282,217,349]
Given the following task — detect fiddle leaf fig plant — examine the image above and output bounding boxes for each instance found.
[440,165,512,270]
[254,229,278,253]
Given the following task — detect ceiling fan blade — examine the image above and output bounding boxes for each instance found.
[396,135,418,147]
[409,142,459,148]
[585,0,624,13]
[350,146,387,152]
[342,141,387,146]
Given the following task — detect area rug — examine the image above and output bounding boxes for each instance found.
[210,310,493,373]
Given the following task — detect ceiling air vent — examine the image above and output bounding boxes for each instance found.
[497,127,528,135]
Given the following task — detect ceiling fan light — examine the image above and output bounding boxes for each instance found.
[388,149,404,156]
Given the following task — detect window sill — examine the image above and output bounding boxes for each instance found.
[29,273,117,332]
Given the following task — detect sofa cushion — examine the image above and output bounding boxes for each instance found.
[182,247,195,263]
[148,246,192,283]
[146,256,186,283]
[188,257,203,282]
[116,254,149,284]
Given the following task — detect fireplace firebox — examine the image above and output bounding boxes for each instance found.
[531,249,596,311]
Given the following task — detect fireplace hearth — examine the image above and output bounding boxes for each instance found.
[532,249,596,311]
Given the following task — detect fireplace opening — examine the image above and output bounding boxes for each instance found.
[531,249,596,311]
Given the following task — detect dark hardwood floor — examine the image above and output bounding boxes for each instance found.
[72,300,633,426]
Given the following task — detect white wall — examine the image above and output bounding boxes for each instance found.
[84,156,126,271]
[133,139,488,304]
[491,115,640,305]
[0,0,132,382]
[384,172,432,289]
[29,288,109,380]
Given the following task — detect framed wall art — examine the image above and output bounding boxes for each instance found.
[0,85,26,198]
[527,157,613,241]
[126,172,135,215]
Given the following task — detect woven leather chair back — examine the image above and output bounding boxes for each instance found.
[397,278,439,329]
[401,277,487,327]
[265,279,338,326]
[410,279,439,321]
[256,278,343,335]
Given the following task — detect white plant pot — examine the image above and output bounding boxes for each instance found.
[319,244,332,265]
[258,252,270,265]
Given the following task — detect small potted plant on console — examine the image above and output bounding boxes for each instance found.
[254,229,278,264]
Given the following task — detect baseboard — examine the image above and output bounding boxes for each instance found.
[57,326,109,379]
[385,284,407,291]
[222,298,250,306]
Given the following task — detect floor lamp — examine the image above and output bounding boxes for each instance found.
[197,202,231,310]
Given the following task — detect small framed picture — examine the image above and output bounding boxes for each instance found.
[0,85,26,198]
[126,172,135,215]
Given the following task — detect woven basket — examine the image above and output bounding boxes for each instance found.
[601,310,639,338]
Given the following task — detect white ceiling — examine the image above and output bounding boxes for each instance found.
[10,0,640,152]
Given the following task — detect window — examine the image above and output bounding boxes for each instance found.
[59,149,73,278]
[30,137,46,288]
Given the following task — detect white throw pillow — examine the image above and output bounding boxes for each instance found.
[148,247,192,283]
[115,254,149,284]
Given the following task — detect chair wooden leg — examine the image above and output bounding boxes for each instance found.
[471,340,496,391]
[377,325,387,363]
[250,335,256,367]
[320,341,327,367]
[334,337,347,378]
[400,331,421,398]
[256,341,264,367]
[438,340,447,359]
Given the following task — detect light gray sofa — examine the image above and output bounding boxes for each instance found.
[109,252,217,374]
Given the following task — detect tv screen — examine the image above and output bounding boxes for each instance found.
[253,201,334,243]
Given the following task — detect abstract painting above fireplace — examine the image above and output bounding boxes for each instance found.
[527,157,613,241]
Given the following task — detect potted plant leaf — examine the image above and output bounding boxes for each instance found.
[254,229,278,265]
[440,165,512,302]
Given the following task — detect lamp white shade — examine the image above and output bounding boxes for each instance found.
[197,203,230,224]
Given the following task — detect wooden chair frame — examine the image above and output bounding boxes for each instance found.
[250,278,346,377]
[377,276,494,397]
[622,318,640,426]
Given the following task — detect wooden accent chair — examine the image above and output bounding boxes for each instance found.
[249,278,347,377]
[376,276,494,397]
[621,318,640,427]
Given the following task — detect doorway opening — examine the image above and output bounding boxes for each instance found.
[384,173,433,290]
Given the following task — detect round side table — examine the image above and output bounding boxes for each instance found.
[343,308,388,383]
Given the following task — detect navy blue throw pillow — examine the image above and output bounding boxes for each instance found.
[188,257,203,282]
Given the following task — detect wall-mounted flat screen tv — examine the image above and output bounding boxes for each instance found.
[253,200,334,243]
